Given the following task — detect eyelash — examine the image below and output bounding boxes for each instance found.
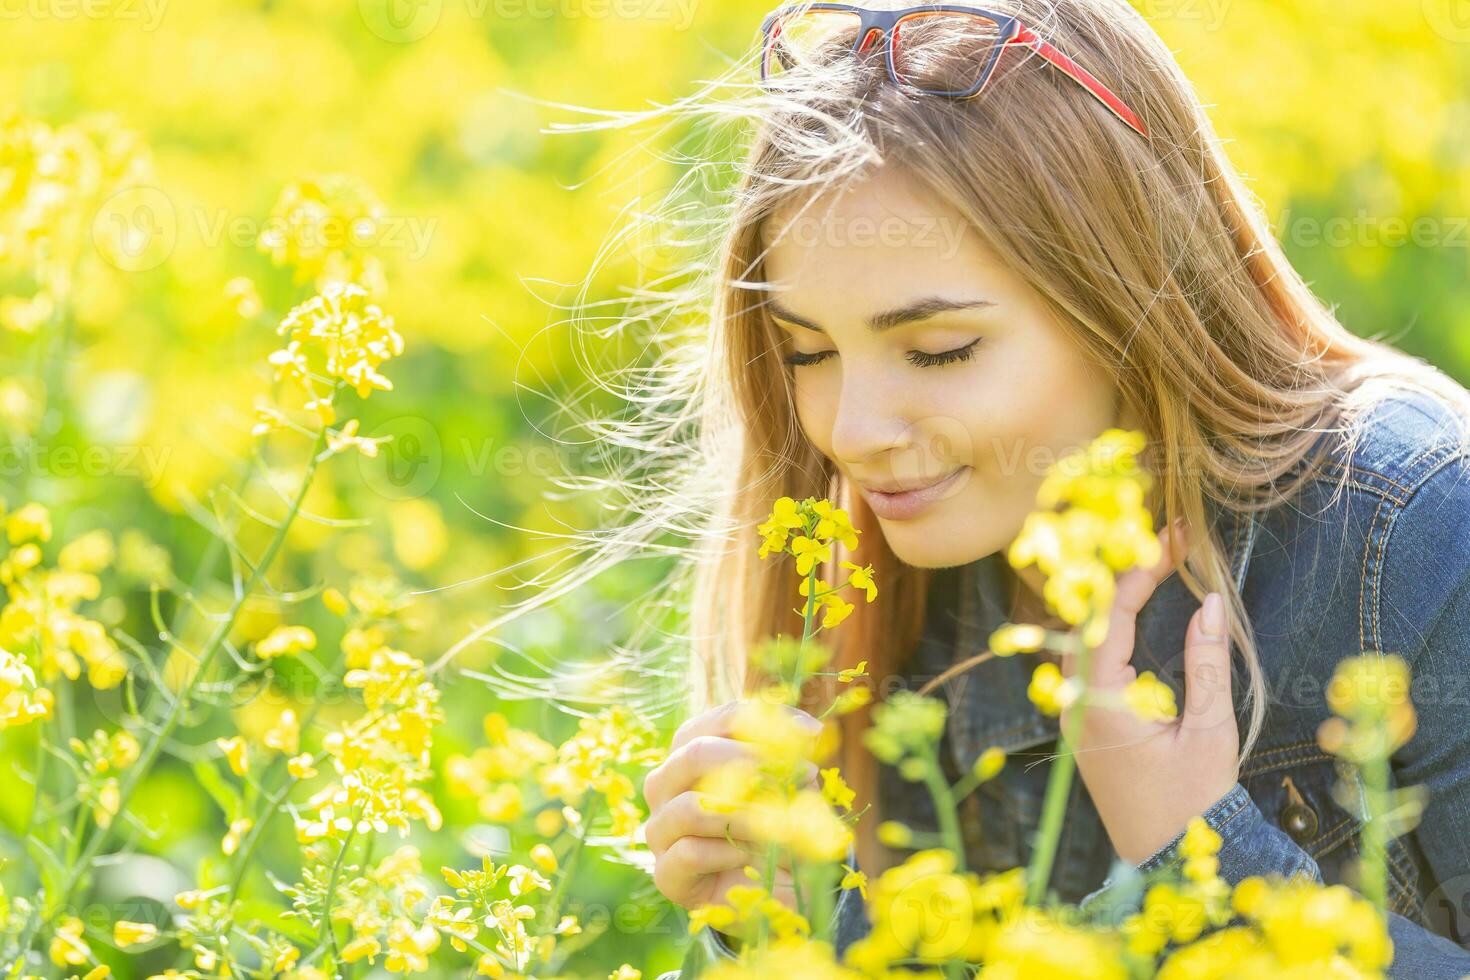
[782,339,982,368]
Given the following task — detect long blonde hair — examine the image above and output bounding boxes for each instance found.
[448,0,1470,874]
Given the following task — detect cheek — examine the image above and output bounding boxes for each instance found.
[790,373,839,452]
[969,343,1115,472]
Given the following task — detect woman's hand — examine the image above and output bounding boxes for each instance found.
[641,700,820,913]
[1061,518,1241,866]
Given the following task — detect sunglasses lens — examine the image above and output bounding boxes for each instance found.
[891,11,1005,96]
[763,9,865,79]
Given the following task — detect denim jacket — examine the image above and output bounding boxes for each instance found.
[684,384,1470,977]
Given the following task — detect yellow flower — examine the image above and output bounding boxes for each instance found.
[534,808,564,837]
[272,943,300,972]
[529,843,558,874]
[506,864,551,897]
[789,535,832,576]
[322,587,350,616]
[1027,662,1074,716]
[273,282,403,399]
[688,904,737,934]
[113,920,158,947]
[989,622,1047,656]
[287,753,318,779]
[798,577,854,630]
[383,918,440,974]
[841,864,868,899]
[812,500,860,550]
[832,685,872,715]
[609,966,641,980]
[215,736,249,776]
[820,767,855,812]
[7,502,52,545]
[222,817,251,856]
[840,561,878,602]
[325,418,385,457]
[756,497,805,558]
[256,625,316,660]
[341,935,381,964]
[264,708,301,755]
[49,916,89,967]
[1123,671,1178,723]
[973,746,1006,781]
[478,783,523,822]
[837,660,868,682]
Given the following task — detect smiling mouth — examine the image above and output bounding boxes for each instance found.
[858,472,962,495]
[855,466,971,521]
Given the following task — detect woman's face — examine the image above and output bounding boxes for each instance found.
[761,165,1133,568]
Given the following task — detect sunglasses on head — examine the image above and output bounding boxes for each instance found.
[758,2,1149,138]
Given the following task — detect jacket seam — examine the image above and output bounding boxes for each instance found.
[1368,447,1470,661]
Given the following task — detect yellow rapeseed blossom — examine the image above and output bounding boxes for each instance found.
[973,746,1006,782]
[1123,670,1179,723]
[1026,661,1075,717]
[1006,429,1160,649]
[216,736,249,776]
[113,920,158,947]
[819,767,855,812]
[48,916,90,967]
[272,282,403,400]
[256,625,317,660]
[989,622,1047,656]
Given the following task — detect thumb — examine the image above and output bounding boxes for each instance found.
[1180,592,1235,736]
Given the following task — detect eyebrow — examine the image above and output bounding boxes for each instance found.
[766,296,997,333]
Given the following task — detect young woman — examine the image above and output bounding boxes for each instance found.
[538,0,1470,972]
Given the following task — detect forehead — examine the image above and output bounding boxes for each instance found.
[758,165,1008,309]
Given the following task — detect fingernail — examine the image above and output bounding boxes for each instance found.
[1201,592,1224,639]
[795,711,822,734]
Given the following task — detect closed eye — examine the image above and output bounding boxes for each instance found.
[906,338,981,368]
[781,338,982,368]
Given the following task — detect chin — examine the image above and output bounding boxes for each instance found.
[878,517,996,569]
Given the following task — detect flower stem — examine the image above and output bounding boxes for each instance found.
[41,423,330,928]
[1026,631,1091,905]
[318,813,362,965]
[919,745,966,872]
[1360,751,1389,916]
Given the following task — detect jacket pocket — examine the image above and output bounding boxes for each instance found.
[1240,739,1425,922]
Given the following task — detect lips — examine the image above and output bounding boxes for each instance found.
[858,474,955,494]
[856,466,970,521]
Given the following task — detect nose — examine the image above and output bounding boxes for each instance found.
[828,371,912,468]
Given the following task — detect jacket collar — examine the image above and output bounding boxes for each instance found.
[913,499,1260,758]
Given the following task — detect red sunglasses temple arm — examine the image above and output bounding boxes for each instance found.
[1007,25,1149,138]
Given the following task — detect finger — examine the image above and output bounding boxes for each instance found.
[669,700,821,752]
[643,736,755,814]
[1179,592,1235,735]
[645,791,759,857]
[653,837,753,907]
[1086,518,1189,683]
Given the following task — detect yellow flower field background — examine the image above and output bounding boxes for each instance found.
[2,0,1469,977]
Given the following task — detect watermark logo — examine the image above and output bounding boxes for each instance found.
[1425,0,1470,42]
[358,415,443,499]
[358,0,443,42]
[92,186,177,272]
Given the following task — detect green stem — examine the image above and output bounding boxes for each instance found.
[318,813,362,965]
[1360,750,1389,917]
[221,649,348,905]
[40,424,330,929]
[919,745,965,871]
[541,796,600,950]
[1026,631,1091,906]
